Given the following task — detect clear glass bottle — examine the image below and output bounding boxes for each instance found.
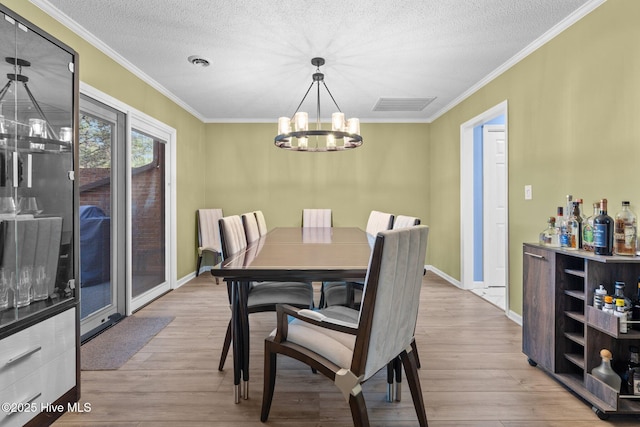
[565,194,573,222]
[582,202,599,252]
[539,217,559,246]
[594,199,614,256]
[592,349,622,392]
[594,284,607,310]
[566,201,582,250]
[614,201,637,256]
[557,206,570,248]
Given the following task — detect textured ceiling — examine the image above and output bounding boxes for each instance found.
[40,0,599,123]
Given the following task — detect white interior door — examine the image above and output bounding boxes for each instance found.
[482,124,506,288]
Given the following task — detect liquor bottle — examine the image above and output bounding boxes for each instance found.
[557,207,570,248]
[594,284,607,310]
[614,201,637,256]
[582,202,599,252]
[565,194,573,222]
[593,199,614,256]
[539,217,559,247]
[566,201,582,249]
[614,281,633,330]
[632,277,640,323]
[625,346,640,395]
[592,349,622,392]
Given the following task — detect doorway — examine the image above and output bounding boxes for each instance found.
[460,101,508,312]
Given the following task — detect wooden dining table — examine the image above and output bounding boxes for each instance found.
[210,227,373,402]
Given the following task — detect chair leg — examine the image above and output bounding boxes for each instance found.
[260,341,278,422]
[411,339,421,369]
[400,349,429,427]
[239,281,251,399]
[348,389,370,427]
[218,319,232,371]
[319,282,326,308]
[386,362,395,402]
[394,357,402,402]
[196,255,202,277]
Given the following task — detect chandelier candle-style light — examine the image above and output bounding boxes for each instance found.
[275,57,363,152]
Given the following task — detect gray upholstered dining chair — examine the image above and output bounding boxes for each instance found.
[302,208,332,228]
[261,226,430,427]
[196,208,223,277]
[320,210,395,308]
[254,210,268,236]
[217,214,314,373]
[392,215,421,229]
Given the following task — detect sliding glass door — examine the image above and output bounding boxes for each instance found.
[128,118,171,312]
[80,89,175,335]
[129,127,169,309]
[78,94,126,337]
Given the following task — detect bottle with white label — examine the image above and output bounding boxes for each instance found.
[614,201,637,256]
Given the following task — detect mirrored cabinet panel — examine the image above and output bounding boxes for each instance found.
[0,5,78,332]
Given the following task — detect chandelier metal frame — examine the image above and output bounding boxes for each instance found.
[274,57,363,152]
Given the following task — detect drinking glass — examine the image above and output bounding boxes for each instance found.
[18,197,40,215]
[29,118,46,138]
[0,114,6,146]
[15,266,33,308]
[0,196,16,214]
[0,268,13,309]
[32,265,48,301]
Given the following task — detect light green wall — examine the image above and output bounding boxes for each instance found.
[203,122,430,236]
[429,0,640,315]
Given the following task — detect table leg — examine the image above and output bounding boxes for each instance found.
[239,281,250,399]
[230,280,242,403]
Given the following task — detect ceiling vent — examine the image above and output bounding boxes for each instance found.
[372,97,436,112]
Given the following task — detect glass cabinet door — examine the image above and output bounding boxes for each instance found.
[0,6,77,327]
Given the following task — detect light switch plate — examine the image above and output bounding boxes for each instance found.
[524,185,532,200]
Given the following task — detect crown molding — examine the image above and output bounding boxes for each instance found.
[30,0,207,122]
[427,0,607,123]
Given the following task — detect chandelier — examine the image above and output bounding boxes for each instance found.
[275,57,363,152]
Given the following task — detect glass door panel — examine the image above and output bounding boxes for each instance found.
[78,95,125,337]
[130,129,167,302]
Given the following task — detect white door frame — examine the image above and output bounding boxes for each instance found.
[460,100,509,312]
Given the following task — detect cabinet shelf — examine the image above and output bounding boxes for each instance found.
[565,311,585,323]
[586,305,640,339]
[564,268,586,278]
[564,332,585,346]
[0,133,72,153]
[564,352,585,369]
[564,289,585,300]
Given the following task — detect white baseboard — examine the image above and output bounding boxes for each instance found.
[425,265,462,288]
[426,264,522,326]
[176,271,197,289]
[508,310,523,326]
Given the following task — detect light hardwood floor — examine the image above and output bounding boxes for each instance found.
[56,272,640,426]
